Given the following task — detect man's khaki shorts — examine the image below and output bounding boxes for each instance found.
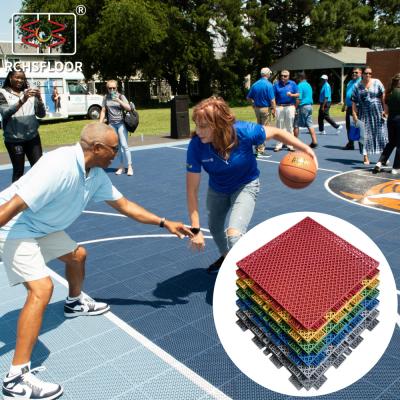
[0,231,78,286]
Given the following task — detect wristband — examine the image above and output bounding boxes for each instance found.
[159,217,166,228]
[190,227,200,235]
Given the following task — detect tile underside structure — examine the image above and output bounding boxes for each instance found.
[235,217,380,390]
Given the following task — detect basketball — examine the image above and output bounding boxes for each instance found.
[279,151,317,189]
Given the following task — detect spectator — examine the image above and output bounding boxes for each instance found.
[100,80,133,176]
[52,87,61,112]
[0,70,45,182]
[273,70,299,152]
[318,74,342,135]
[247,67,276,156]
[293,72,318,148]
[373,73,400,174]
[352,66,387,165]
[342,68,362,150]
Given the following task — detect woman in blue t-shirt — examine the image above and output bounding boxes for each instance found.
[186,97,318,273]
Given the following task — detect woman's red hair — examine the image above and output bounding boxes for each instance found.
[192,96,238,158]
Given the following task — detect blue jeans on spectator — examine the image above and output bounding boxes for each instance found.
[206,178,260,255]
[110,122,132,167]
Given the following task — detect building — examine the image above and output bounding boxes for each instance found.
[367,49,400,89]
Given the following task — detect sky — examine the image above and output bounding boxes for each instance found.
[0,0,22,41]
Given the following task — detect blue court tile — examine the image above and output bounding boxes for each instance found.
[112,387,152,400]
[87,326,142,359]
[82,271,120,292]
[375,392,400,400]
[363,353,400,391]
[154,325,217,362]
[61,362,134,400]
[136,368,210,400]
[185,343,241,387]
[84,253,132,275]
[65,313,117,340]
[166,294,213,323]
[107,346,172,386]
[132,309,189,341]
[90,280,140,300]
[219,374,289,400]
[188,314,219,340]
[382,377,400,398]
[38,341,108,384]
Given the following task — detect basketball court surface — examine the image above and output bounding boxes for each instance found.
[0,123,399,400]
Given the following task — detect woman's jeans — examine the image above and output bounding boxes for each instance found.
[206,179,260,255]
[110,122,132,167]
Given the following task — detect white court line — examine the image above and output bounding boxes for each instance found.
[46,233,227,400]
[79,234,212,245]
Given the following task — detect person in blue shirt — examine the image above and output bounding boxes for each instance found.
[247,67,276,156]
[273,70,299,152]
[293,72,318,148]
[341,68,362,150]
[186,97,317,273]
[0,123,192,400]
[318,74,341,134]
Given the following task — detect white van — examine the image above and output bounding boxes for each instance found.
[0,69,103,121]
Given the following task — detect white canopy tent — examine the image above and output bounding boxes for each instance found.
[270,44,372,103]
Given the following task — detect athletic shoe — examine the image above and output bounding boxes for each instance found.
[342,143,354,150]
[373,162,382,174]
[319,131,326,135]
[2,366,63,400]
[64,295,110,318]
[391,169,398,175]
[309,143,318,149]
[273,147,282,152]
[336,125,343,134]
[382,160,390,166]
[287,146,295,152]
[206,255,225,274]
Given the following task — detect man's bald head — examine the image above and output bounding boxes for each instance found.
[80,122,117,150]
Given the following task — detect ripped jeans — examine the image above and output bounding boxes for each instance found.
[206,178,260,255]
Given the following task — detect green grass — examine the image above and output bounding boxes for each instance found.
[0,104,344,153]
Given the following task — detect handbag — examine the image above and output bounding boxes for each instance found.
[349,124,360,141]
[124,102,139,133]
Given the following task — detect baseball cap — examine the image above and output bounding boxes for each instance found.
[320,74,328,80]
[261,67,271,76]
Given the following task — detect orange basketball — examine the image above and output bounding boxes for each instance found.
[279,151,317,189]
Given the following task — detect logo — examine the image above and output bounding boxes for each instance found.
[12,13,76,55]
[326,170,400,214]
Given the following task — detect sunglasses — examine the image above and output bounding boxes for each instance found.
[363,72,372,75]
[352,72,359,74]
[281,75,289,78]
[108,87,117,90]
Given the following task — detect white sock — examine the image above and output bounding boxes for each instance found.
[66,294,81,303]
[9,362,30,377]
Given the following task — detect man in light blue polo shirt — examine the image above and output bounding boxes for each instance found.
[318,74,341,134]
[293,72,318,148]
[247,67,276,156]
[341,68,362,149]
[0,123,192,400]
[273,70,299,151]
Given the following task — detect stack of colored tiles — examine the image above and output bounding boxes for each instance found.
[235,217,380,390]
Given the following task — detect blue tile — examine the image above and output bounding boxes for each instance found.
[155,325,217,362]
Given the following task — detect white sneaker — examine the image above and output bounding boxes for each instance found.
[336,125,343,134]
[319,131,326,135]
[2,366,63,400]
[391,169,398,175]
[64,295,110,318]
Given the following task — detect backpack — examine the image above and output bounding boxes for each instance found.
[124,102,139,133]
